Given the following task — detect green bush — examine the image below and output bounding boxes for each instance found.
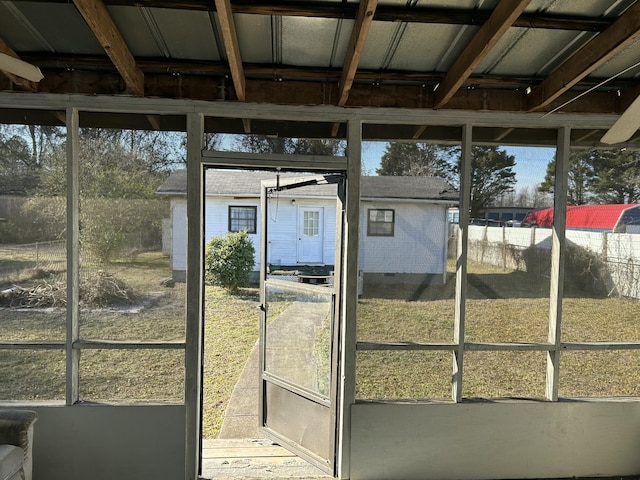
[205,231,256,290]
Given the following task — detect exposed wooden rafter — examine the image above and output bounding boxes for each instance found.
[0,38,38,91]
[494,127,515,142]
[434,0,532,109]
[73,0,144,96]
[528,1,640,112]
[214,0,246,102]
[338,0,377,107]
[412,125,428,140]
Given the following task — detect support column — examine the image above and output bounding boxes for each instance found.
[185,112,205,480]
[546,125,569,401]
[453,124,472,402]
[65,107,80,406]
[337,118,361,479]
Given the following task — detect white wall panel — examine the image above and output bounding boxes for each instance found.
[360,202,448,274]
[26,405,185,480]
[352,401,640,480]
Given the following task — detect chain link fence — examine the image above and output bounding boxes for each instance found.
[0,240,66,285]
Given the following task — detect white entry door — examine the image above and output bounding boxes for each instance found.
[297,207,323,263]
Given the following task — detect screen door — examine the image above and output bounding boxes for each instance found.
[258,174,344,474]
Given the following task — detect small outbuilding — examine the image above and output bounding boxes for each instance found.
[157,169,458,287]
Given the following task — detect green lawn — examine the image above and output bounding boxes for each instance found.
[1,251,639,438]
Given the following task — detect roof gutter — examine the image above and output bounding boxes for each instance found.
[362,196,459,206]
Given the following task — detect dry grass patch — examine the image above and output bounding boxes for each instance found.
[202,286,260,438]
[357,260,640,400]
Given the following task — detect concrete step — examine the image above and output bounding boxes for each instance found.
[201,438,330,479]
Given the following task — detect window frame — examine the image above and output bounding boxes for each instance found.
[367,208,395,237]
[228,205,257,234]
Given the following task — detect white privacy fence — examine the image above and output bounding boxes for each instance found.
[466,225,640,299]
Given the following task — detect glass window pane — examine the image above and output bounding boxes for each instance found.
[265,280,332,397]
[229,206,256,233]
[304,211,319,237]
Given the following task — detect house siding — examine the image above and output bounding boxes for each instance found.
[171,199,187,280]
[166,196,449,283]
[359,201,448,274]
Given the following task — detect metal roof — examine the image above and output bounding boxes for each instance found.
[0,1,639,144]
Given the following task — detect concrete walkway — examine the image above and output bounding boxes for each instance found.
[218,339,261,439]
[207,290,332,479]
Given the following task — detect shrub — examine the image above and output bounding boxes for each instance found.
[205,231,256,290]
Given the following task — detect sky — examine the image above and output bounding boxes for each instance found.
[362,142,556,190]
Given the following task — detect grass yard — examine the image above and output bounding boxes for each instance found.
[202,285,260,438]
[357,260,640,400]
[1,250,639,437]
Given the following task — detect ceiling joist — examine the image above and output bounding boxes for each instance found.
[337,0,378,107]
[214,0,246,102]
[73,0,144,97]
[434,0,532,109]
[528,1,640,112]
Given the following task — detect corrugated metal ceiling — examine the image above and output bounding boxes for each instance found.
[0,0,639,143]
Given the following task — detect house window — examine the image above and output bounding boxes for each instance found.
[304,210,320,237]
[229,206,257,233]
[367,209,395,236]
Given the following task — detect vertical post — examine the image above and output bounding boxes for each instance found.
[66,107,80,406]
[453,124,472,403]
[442,208,449,284]
[258,182,268,430]
[185,112,205,480]
[546,126,569,401]
[337,119,361,479]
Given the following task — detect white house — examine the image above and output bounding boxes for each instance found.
[157,169,458,288]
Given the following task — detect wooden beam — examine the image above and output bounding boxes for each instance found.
[73,0,144,96]
[0,38,38,91]
[215,0,246,101]
[337,0,377,106]
[494,127,515,141]
[575,129,600,142]
[412,125,428,139]
[528,1,640,112]
[24,53,640,93]
[434,0,532,109]
[146,114,161,130]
